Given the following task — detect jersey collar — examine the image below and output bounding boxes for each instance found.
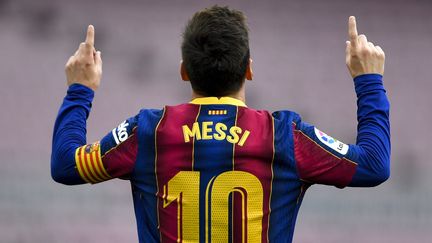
[189,97,247,107]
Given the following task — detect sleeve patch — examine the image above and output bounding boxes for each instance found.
[314,127,349,155]
[102,129,138,178]
[294,130,357,188]
[75,142,112,184]
[112,120,130,145]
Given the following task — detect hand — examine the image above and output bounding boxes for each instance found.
[345,16,385,78]
[65,25,102,91]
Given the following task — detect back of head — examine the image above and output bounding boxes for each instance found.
[181,5,250,97]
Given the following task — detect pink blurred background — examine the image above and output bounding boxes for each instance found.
[0,0,431,242]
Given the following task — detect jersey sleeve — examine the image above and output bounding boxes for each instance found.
[293,74,390,188]
[74,117,139,184]
[51,84,139,185]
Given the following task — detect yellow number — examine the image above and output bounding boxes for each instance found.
[208,171,263,242]
[163,171,200,242]
[163,171,264,242]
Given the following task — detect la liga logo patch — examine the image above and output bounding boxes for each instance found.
[314,127,349,155]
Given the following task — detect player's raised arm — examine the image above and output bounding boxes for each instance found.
[65,25,102,91]
[293,16,390,188]
[51,25,138,185]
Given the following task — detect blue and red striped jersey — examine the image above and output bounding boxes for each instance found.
[51,74,390,242]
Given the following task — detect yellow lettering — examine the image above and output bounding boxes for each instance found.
[182,122,201,143]
[238,130,250,147]
[202,121,213,140]
[214,123,227,141]
[183,122,250,146]
[227,126,241,144]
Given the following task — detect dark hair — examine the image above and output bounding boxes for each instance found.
[181,5,250,97]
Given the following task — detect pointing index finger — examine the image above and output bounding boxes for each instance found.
[85,25,95,46]
[348,16,358,46]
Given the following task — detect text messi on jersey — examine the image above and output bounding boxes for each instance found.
[182,121,251,146]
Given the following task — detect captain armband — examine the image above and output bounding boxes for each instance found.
[75,142,112,184]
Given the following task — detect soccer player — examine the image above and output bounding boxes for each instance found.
[51,6,389,243]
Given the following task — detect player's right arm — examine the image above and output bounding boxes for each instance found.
[293,16,389,188]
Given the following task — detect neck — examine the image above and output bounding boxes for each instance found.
[191,84,246,103]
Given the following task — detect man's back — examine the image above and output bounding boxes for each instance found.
[68,86,385,242]
[51,6,389,242]
[132,99,277,242]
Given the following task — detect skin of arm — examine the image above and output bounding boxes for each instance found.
[345,16,385,77]
[65,25,102,91]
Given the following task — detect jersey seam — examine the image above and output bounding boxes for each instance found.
[293,129,358,166]
[101,126,138,158]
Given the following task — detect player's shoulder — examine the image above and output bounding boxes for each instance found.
[135,104,304,125]
[136,102,204,120]
[271,109,302,127]
[137,107,165,117]
[134,107,166,131]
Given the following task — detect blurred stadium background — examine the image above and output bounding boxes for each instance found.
[0,0,431,242]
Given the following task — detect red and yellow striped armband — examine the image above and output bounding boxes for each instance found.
[75,142,112,184]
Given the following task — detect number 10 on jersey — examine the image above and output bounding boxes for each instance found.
[162,171,264,242]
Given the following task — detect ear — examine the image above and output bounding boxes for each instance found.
[245,58,253,81]
[180,60,190,81]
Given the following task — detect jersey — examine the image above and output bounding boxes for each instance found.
[51,74,390,243]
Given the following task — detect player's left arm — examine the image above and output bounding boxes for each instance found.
[52,98,139,185]
[51,25,138,185]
